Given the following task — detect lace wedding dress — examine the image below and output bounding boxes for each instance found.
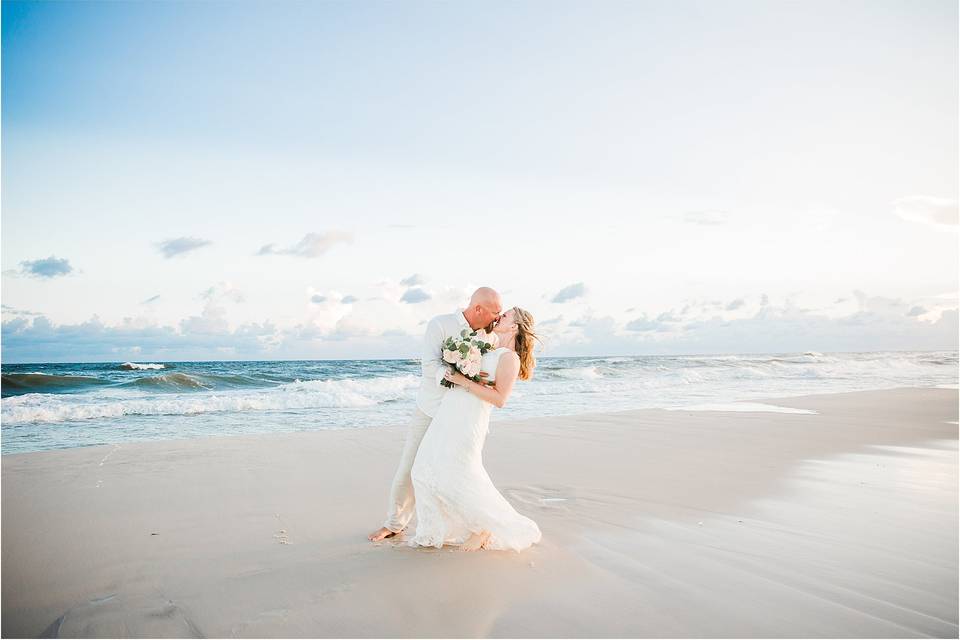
[408,347,542,552]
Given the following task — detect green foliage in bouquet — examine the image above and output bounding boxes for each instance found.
[440,329,497,388]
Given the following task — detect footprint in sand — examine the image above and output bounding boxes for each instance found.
[94,444,121,488]
[273,513,291,545]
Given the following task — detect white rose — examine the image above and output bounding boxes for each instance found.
[443,349,458,364]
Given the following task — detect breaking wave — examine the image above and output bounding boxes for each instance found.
[1,373,109,395]
[2,375,419,425]
[551,366,603,380]
[119,362,167,370]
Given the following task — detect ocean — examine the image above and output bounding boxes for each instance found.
[2,351,957,455]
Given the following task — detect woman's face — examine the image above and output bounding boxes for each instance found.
[495,308,517,333]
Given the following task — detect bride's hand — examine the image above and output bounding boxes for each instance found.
[443,370,470,387]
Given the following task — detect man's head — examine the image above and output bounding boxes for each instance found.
[462,287,502,331]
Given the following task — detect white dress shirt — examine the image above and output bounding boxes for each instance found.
[417,308,472,417]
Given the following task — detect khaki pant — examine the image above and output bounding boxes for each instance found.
[382,407,433,532]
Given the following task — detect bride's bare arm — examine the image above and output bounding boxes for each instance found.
[443,353,521,408]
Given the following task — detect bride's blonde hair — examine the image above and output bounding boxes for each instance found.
[512,307,539,380]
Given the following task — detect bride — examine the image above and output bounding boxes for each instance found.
[407,307,542,552]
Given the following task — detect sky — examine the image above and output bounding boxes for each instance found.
[1,0,957,363]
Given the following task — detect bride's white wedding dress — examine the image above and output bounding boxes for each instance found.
[408,347,542,552]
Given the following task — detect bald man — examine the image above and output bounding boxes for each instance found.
[368,287,503,542]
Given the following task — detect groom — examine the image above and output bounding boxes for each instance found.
[368,286,503,542]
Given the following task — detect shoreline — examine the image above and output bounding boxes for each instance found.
[2,383,956,459]
[2,386,957,637]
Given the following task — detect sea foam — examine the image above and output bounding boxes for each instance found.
[1,375,420,424]
[666,402,818,414]
[120,362,167,370]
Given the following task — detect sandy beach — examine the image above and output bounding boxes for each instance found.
[2,386,957,638]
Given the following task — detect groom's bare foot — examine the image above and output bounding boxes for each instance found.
[460,530,491,551]
[368,526,402,542]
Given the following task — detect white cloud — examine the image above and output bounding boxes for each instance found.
[400,287,431,304]
[17,255,74,278]
[179,303,230,335]
[156,236,212,259]
[726,298,745,311]
[400,273,426,286]
[200,282,245,304]
[1,303,43,317]
[655,309,683,322]
[257,231,353,258]
[1,312,280,361]
[3,287,956,363]
[551,282,587,303]
[626,314,671,333]
[178,282,246,335]
[539,291,959,356]
[893,196,958,230]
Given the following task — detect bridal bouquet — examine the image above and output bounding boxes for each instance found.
[440,329,499,388]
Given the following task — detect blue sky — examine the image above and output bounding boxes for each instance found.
[2,0,957,362]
